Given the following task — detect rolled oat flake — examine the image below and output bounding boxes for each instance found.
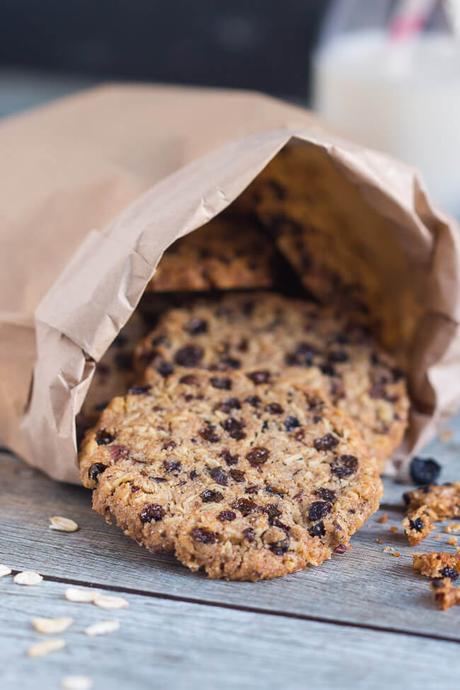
[14,570,43,586]
[49,516,79,532]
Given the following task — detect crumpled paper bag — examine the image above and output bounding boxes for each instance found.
[0,83,458,483]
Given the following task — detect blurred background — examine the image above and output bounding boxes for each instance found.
[0,0,328,115]
[0,0,458,213]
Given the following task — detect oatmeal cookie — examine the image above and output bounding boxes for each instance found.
[147,214,277,292]
[135,292,408,467]
[78,313,146,434]
[79,369,381,581]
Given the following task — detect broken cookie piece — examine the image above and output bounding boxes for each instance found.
[431,577,460,611]
[403,506,434,546]
[413,552,460,580]
[403,483,460,545]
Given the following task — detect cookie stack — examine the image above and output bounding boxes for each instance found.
[78,204,409,581]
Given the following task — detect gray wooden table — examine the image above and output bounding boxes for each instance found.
[1,417,460,690]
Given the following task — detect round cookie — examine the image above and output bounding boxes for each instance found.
[134,292,409,468]
[77,312,147,435]
[79,368,382,581]
[147,214,277,292]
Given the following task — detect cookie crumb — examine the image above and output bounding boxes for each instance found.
[447,536,458,547]
[377,513,389,524]
[389,526,399,534]
[413,552,460,579]
[439,429,453,443]
[383,546,401,557]
[444,523,460,534]
[431,578,460,611]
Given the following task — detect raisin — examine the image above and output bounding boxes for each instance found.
[328,350,349,363]
[218,397,241,413]
[88,463,107,482]
[284,416,300,431]
[285,342,316,367]
[314,434,339,452]
[174,345,204,367]
[409,517,425,532]
[220,449,239,466]
[441,567,459,580]
[309,521,326,537]
[266,402,284,415]
[269,539,289,556]
[218,510,237,522]
[163,460,181,473]
[199,424,220,443]
[181,375,201,388]
[209,467,228,486]
[308,501,332,521]
[222,417,246,440]
[315,488,337,502]
[331,454,359,478]
[334,544,347,554]
[230,469,245,482]
[409,457,442,486]
[191,528,217,544]
[246,446,270,467]
[96,429,115,445]
[247,370,271,385]
[264,504,282,523]
[109,444,129,461]
[128,385,151,395]
[219,356,241,370]
[232,498,258,516]
[152,361,172,379]
[184,317,208,335]
[265,486,285,497]
[245,395,261,407]
[243,527,255,542]
[320,363,336,377]
[139,504,165,523]
[162,440,177,450]
[392,367,405,382]
[210,376,232,390]
[201,489,224,503]
[151,334,168,347]
[114,353,132,371]
[189,469,199,480]
[245,485,259,495]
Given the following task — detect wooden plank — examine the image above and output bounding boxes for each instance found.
[1,577,459,690]
[1,417,460,641]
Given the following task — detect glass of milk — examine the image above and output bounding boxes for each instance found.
[313,0,460,216]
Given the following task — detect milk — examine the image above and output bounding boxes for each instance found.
[314,31,460,215]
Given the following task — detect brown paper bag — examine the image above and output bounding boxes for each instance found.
[1,84,459,484]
